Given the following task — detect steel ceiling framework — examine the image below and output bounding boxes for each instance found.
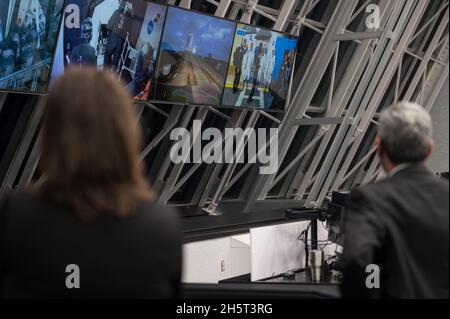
[0,0,448,216]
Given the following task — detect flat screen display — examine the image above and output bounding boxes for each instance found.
[221,23,297,111]
[51,0,167,101]
[153,6,235,106]
[0,0,65,94]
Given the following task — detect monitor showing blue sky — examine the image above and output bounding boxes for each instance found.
[154,7,235,105]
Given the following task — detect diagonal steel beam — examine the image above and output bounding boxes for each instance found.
[242,0,360,212]
[310,0,429,207]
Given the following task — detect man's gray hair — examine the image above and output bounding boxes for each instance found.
[378,101,433,164]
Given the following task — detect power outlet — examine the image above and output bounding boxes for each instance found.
[220,260,225,272]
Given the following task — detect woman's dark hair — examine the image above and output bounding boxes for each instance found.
[35,68,153,220]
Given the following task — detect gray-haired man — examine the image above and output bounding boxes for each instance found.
[341,102,449,299]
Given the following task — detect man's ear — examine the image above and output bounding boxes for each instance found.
[375,135,383,156]
[426,139,434,158]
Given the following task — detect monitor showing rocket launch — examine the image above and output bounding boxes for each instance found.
[153,6,235,106]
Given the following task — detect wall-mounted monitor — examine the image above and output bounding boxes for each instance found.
[14,1,299,112]
[153,6,235,106]
[50,0,167,101]
[0,0,65,94]
[221,23,298,111]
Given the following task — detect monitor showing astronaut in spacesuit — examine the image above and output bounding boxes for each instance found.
[221,23,297,111]
[0,0,64,93]
[50,0,167,101]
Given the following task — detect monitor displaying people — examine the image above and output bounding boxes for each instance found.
[0,0,64,93]
[6,1,299,110]
[51,0,167,101]
[153,6,235,106]
[221,24,297,111]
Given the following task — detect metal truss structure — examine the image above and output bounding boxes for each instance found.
[1,0,448,216]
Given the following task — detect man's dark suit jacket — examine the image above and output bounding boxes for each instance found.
[0,192,181,299]
[341,165,449,298]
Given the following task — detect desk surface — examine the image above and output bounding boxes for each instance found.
[181,207,318,242]
[219,271,341,299]
[262,270,340,285]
